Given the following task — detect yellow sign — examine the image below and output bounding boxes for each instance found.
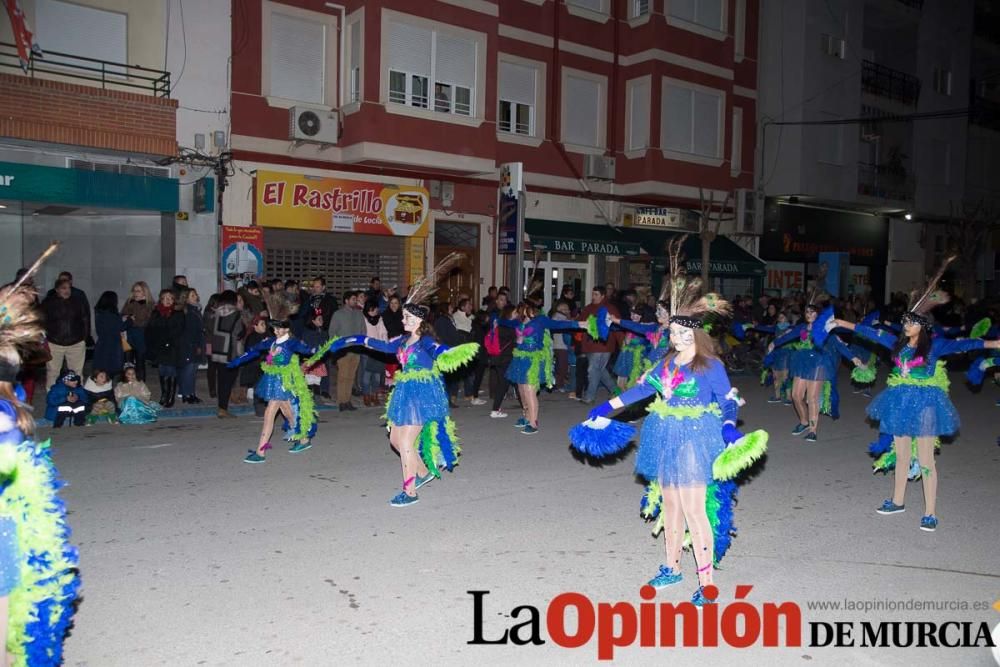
[255,170,430,237]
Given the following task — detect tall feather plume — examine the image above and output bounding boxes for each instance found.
[909,254,956,315]
[667,234,689,316]
[525,249,543,302]
[807,262,829,306]
[0,242,59,363]
[406,251,465,306]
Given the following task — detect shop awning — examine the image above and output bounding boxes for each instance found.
[525,219,643,256]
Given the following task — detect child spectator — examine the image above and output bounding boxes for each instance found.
[115,363,159,424]
[46,371,89,427]
[84,369,117,424]
[300,312,328,393]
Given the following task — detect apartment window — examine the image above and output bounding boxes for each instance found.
[563,72,605,148]
[933,67,952,96]
[662,81,722,158]
[669,0,724,31]
[499,61,537,135]
[35,0,126,73]
[348,20,362,104]
[821,34,846,59]
[632,0,651,18]
[387,20,476,117]
[730,107,743,175]
[568,0,605,11]
[627,78,651,151]
[269,12,328,104]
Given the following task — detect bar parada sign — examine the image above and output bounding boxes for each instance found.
[530,237,642,256]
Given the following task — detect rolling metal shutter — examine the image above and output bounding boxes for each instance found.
[263,229,405,296]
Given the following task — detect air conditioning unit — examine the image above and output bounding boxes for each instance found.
[583,154,616,181]
[289,106,339,144]
[735,188,763,235]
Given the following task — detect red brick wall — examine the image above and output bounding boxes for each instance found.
[0,73,178,156]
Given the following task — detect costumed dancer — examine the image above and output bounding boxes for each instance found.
[830,256,999,532]
[568,236,768,605]
[322,253,480,506]
[0,243,80,666]
[768,265,859,441]
[755,311,793,404]
[612,306,653,389]
[495,300,585,435]
[228,319,318,463]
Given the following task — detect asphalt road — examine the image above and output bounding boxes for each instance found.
[47,372,1000,666]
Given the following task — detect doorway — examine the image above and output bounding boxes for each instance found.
[522,252,590,313]
[434,221,480,306]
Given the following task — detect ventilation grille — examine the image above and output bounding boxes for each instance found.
[67,159,172,179]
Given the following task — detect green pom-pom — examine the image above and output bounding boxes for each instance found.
[713,430,768,480]
[585,314,599,340]
[434,343,480,373]
[970,317,991,339]
[851,365,876,384]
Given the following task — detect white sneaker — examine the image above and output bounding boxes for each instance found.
[470,398,487,406]
[490,410,508,418]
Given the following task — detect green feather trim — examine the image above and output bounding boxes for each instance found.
[646,398,722,419]
[851,365,876,384]
[585,314,599,340]
[434,343,480,374]
[543,331,554,388]
[873,437,941,474]
[418,417,461,475]
[260,354,315,440]
[821,381,832,416]
[760,368,770,385]
[887,361,949,392]
[713,430,768,480]
[394,368,439,383]
[640,481,665,537]
[303,335,341,367]
[626,345,645,386]
[970,317,991,339]
[513,336,554,388]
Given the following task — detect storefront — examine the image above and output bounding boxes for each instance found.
[760,201,889,301]
[0,157,180,298]
[253,170,430,298]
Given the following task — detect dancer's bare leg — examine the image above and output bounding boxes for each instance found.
[391,424,428,496]
[891,436,910,506]
[916,436,937,515]
[678,484,713,587]
[805,380,821,434]
[791,379,808,427]
[255,401,281,454]
[660,485,684,573]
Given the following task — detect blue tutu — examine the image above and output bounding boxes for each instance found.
[505,349,553,387]
[789,348,835,382]
[867,385,959,437]
[634,409,725,486]
[118,396,159,425]
[0,516,19,596]
[387,375,449,426]
[613,348,641,378]
[255,373,294,402]
[764,347,792,372]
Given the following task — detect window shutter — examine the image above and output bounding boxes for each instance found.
[435,33,476,88]
[36,0,126,68]
[500,62,536,106]
[567,0,604,10]
[270,13,326,104]
[388,22,432,78]
[663,85,693,153]
[349,21,361,69]
[692,90,720,157]
[628,79,650,149]
[564,76,601,147]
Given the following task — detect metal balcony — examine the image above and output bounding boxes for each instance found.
[0,42,170,97]
[861,60,920,105]
[857,162,915,201]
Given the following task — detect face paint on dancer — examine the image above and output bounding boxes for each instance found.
[902,319,922,338]
[669,322,696,351]
[804,307,818,324]
[403,309,421,333]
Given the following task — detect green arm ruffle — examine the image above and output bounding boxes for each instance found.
[434,343,480,374]
[713,430,768,480]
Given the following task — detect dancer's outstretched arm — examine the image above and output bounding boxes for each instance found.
[227,338,273,368]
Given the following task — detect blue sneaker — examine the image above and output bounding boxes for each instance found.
[415,471,436,489]
[522,425,539,435]
[514,417,528,429]
[289,441,312,454]
[691,587,717,607]
[919,515,938,532]
[876,499,905,515]
[804,432,817,442]
[243,450,266,463]
[647,565,682,589]
[389,491,419,507]
[791,423,809,436]
[767,396,782,404]
[782,399,793,406]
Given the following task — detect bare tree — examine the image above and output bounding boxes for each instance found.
[697,188,735,285]
[942,199,1000,299]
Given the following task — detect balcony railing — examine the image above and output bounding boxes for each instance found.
[857,162,915,201]
[0,42,170,97]
[861,60,920,105]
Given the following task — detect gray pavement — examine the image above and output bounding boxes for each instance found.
[46,371,1000,666]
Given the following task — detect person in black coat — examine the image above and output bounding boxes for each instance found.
[145,289,185,407]
[93,290,126,377]
[177,289,205,404]
[382,294,405,339]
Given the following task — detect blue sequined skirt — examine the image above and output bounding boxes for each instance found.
[505,349,552,387]
[634,410,725,486]
[868,385,958,437]
[0,516,19,596]
[387,375,449,426]
[118,396,159,425]
[790,349,835,382]
[764,347,792,372]
[255,372,294,402]
[613,347,642,378]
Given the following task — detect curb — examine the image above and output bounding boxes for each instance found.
[35,402,343,428]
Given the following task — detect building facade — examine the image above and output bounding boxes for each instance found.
[224,0,763,309]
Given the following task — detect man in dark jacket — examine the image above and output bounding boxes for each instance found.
[44,271,91,337]
[42,278,90,390]
[305,277,339,398]
[329,290,364,410]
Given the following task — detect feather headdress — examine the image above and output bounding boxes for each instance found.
[404,251,465,319]
[806,262,829,308]
[903,254,955,327]
[666,234,730,327]
[0,242,59,379]
[525,249,544,306]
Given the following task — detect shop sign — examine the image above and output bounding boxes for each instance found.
[764,261,805,293]
[0,160,178,211]
[221,226,264,286]
[256,170,430,237]
[631,207,683,228]
[686,260,759,276]
[530,237,642,256]
[498,162,522,254]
